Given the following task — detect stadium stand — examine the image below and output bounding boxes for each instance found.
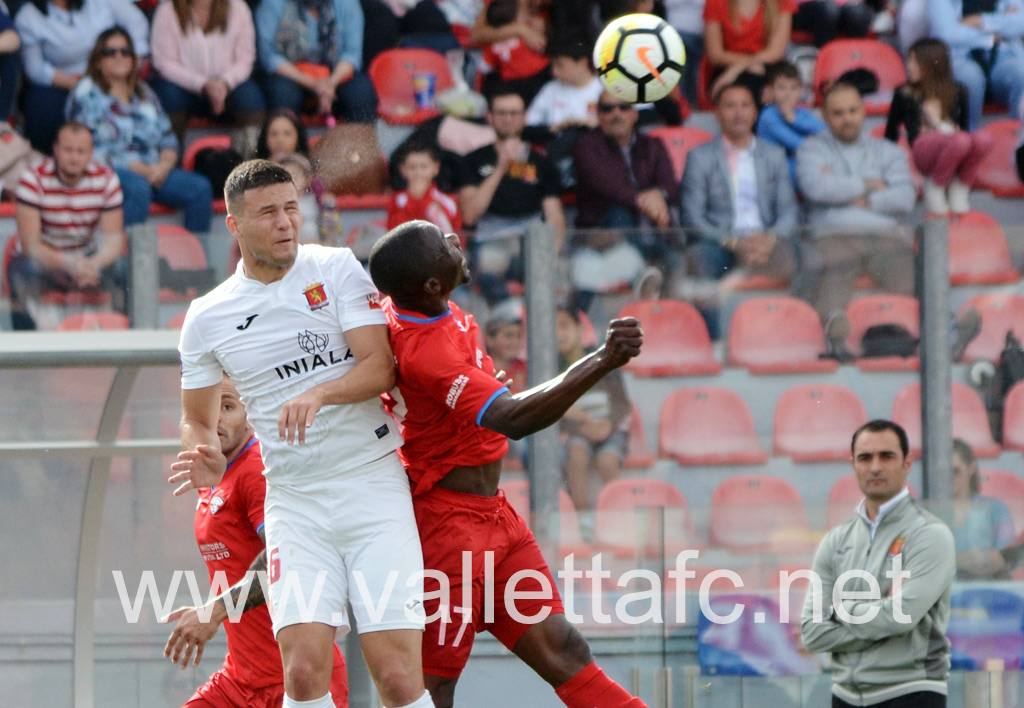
[646,126,715,183]
[1003,384,1024,454]
[368,48,455,126]
[623,404,656,470]
[56,311,130,330]
[659,387,769,465]
[891,382,1001,458]
[956,293,1024,363]
[947,588,1024,671]
[978,469,1024,536]
[845,293,920,370]
[813,39,907,115]
[948,210,1021,286]
[728,296,838,374]
[618,299,722,377]
[594,477,700,558]
[708,475,815,555]
[498,479,590,558]
[973,119,1024,197]
[157,225,210,303]
[773,384,869,462]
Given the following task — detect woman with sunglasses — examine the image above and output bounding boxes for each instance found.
[15,0,149,152]
[65,28,213,234]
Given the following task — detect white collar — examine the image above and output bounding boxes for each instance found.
[856,487,910,539]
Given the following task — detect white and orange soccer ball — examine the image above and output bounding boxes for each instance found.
[593,13,686,103]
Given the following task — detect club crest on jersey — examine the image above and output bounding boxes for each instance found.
[298,329,330,354]
[888,535,906,557]
[366,292,381,310]
[209,494,225,515]
[304,282,329,310]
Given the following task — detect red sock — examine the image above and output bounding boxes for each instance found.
[554,661,649,708]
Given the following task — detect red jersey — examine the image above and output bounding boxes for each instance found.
[703,0,797,55]
[482,37,549,81]
[387,185,463,235]
[383,299,510,495]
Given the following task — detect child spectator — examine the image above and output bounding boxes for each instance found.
[478,0,550,105]
[885,38,993,216]
[275,152,323,243]
[484,309,527,394]
[703,0,794,105]
[756,60,825,187]
[387,143,462,234]
[556,305,630,513]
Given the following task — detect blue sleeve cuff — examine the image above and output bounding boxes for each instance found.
[256,521,265,536]
[475,387,509,426]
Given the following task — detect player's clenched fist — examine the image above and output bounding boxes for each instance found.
[599,317,643,367]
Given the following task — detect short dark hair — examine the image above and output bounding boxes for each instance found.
[224,159,295,214]
[55,121,93,144]
[487,87,525,111]
[368,220,444,301]
[713,81,756,106]
[822,80,862,107]
[398,141,440,165]
[486,0,518,28]
[766,60,800,85]
[850,419,910,458]
[952,438,980,495]
[548,38,590,62]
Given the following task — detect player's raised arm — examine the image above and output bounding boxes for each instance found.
[480,317,643,439]
[277,323,396,444]
[170,383,226,495]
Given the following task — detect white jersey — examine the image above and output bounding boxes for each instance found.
[179,244,402,485]
[526,76,603,128]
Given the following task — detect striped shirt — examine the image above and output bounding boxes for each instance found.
[16,159,123,251]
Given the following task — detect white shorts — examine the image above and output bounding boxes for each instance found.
[263,451,425,636]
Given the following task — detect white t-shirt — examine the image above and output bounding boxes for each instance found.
[179,244,401,484]
[526,76,604,128]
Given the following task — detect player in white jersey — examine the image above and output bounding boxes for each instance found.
[171,160,432,708]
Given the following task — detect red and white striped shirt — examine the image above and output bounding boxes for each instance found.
[15,159,123,251]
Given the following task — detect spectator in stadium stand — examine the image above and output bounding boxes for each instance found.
[387,142,463,234]
[928,0,1024,131]
[484,308,527,395]
[796,81,915,355]
[702,0,794,105]
[150,0,268,154]
[790,0,875,48]
[65,28,213,234]
[571,90,677,293]
[665,0,706,107]
[755,60,826,188]
[254,108,310,159]
[802,419,955,708]
[162,375,350,708]
[468,0,551,105]
[457,88,565,305]
[14,0,149,153]
[6,121,125,331]
[949,438,1018,580]
[885,38,993,216]
[0,3,20,123]
[681,81,800,337]
[254,0,378,123]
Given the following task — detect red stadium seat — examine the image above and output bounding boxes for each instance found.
[709,475,815,555]
[773,384,868,462]
[1002,382,1024,453]
[624,404,656,469]
[57,311,130,330]
[845,294,920,371]
[728,296,838,374]
[948,210,1021,286]
[594,478,699,558]
[827,475,922,529]
[979,470,1024,535]
[957,294,1024,363]
[165,310,188,329]
[647,126,714,182]
[618,299,721,376]
[891,382,1000,458]
[369,49,455,126]
[498,479,590,557]
[973,119,1024,197]
[813,39,907,115]
[182,134,231,172]
[157,224,209,303]
[659,387,768,465]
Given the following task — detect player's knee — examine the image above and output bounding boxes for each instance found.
[283,653,331,699]
[371,661,422,705]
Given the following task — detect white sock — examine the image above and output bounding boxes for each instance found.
[283,693,334,708]
[390,690,435,708]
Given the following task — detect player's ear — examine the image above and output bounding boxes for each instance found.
[423,277,443,295]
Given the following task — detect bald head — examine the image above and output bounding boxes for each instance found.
[369,220,447,302]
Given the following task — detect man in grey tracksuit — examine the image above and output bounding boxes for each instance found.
[802,419,955,708]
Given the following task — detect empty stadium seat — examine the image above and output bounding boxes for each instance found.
[728,296,838,374]
[369,48,455,125]
[659,388,769,465]
[157,224,210,303]
[624,404,656,469]
[182,134,231,172]
[1003,383,1024,454]
[57,311,130,330]
[618,299,721,376]
[594,478,699,558]
[813,39,907,114]
[708,475,815,555]
[973,119,1024,197]
[948,211,1021,286]
[979,470,1024,536]
[773,384,868,462]
[957,294,1024,362]
[498,480,590,557]
[891,382,1000,458]
[845,293,919,370]
[647,126,715,182]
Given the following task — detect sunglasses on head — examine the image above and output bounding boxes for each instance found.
[597,102,633,113]
[101,46,133,57]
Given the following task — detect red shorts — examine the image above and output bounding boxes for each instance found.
[183,650,349,708]
[414,485,564,679]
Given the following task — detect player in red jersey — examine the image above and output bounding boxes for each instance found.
[368,220,648,708]
[163,376,349,708]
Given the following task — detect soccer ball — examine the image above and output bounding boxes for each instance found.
[593,13,686,104]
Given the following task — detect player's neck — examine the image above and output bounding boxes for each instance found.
[242,258,291,285]
[394,294,450,318]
